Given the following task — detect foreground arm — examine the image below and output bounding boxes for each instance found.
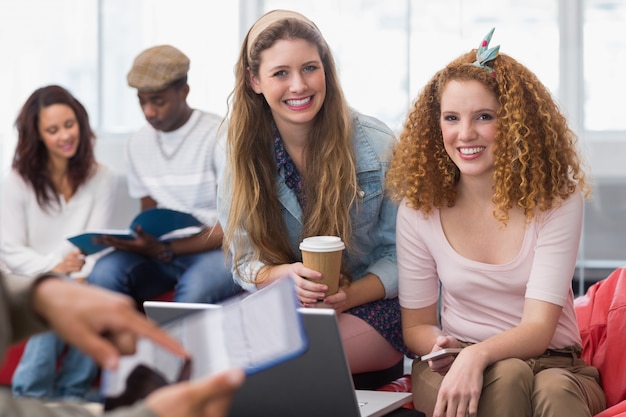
[1,273,244,417]
[0,368,244,417]
[32,277,187,368]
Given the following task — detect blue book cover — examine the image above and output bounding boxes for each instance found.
[67,208,203,255]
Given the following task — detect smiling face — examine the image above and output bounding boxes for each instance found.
[38,104,80,164]
[249,37,326,137]
[440,79,500,181]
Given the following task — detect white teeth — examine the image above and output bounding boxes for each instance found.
[459,147,485,155]
[286,97,311,106]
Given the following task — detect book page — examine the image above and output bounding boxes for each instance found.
[222,282,306,371]
[101,277,307,410]
[164,308,230,379]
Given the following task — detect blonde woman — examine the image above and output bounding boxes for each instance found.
[220,10,407,377]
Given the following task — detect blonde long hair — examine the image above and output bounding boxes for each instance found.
[386,50,589,223]
[224,11,357,278]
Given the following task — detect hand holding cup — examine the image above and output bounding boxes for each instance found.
[299,236,345,297]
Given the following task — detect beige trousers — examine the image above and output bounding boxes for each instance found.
[411,347,606,417]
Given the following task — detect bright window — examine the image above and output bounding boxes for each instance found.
[0,0,624,291]
[583,0,626,131]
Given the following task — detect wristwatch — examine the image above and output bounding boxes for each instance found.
[158,241,175,263]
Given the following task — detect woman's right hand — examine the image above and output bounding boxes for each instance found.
[426,335,462,374]
[259,263,328,305]
[53,249,85,274]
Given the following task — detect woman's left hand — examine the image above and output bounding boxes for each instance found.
[432,346,485,417]
[53,249,86,274]
[426,335,462,374]
[307,288,347,313]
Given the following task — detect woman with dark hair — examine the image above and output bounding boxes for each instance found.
[0,84,116,400]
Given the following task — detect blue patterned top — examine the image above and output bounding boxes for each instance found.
[273,126,306,208]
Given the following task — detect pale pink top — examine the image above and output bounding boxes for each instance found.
[397,192,583,349]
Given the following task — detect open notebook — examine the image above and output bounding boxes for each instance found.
[67,208,203,255]
[101,278,308,410]
[144,302,412,417]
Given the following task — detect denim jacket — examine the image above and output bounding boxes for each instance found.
[220,111,399,298]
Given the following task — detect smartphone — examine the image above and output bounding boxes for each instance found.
[420,348,463,361]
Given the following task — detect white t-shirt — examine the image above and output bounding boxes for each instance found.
[125,110,226,226]
[0,164,116,277]
[397,192,583,349]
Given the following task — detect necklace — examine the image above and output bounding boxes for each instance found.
[155,113,202,160]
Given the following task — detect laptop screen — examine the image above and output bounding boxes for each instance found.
[228,308,362,417]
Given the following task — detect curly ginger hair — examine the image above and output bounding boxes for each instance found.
[386,50,589,224]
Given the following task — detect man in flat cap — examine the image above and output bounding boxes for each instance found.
[88,45,241,307]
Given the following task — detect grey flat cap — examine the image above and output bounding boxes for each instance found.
[127,45,190,92]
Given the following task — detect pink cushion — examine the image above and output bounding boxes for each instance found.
[0,341,26,385]
[377,375,414,409]
[575,267,626,410]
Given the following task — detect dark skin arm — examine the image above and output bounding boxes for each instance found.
[101,196,223,258]
[141,195,158,211]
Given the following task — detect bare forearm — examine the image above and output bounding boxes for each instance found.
[401,305,443,355]
[168,224,224,256]
[467,298,563,364]
[343,273,385,310]
[256,264,291,288]
[402,323,444,356]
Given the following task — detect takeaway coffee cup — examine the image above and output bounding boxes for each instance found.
[299,236,345,296]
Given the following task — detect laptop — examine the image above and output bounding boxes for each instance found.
[143,301,220,324]
[143,301,412,417]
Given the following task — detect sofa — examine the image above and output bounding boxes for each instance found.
[574,266,626,417]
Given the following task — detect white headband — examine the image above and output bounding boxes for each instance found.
[246,9,318,61]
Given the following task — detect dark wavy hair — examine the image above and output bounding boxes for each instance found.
[387,50,589,224]
[13,85,96,210]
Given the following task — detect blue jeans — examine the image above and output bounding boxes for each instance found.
[12,332,98,400]
[87,248,241,304]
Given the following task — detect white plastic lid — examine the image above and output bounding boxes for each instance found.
[299,236,345,252]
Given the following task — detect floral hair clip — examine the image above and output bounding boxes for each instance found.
[472,27,500,78]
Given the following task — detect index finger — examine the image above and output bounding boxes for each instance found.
[120,309,189,359]
[293,263,322,280]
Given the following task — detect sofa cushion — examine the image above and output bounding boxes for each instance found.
[575,267,626,408]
